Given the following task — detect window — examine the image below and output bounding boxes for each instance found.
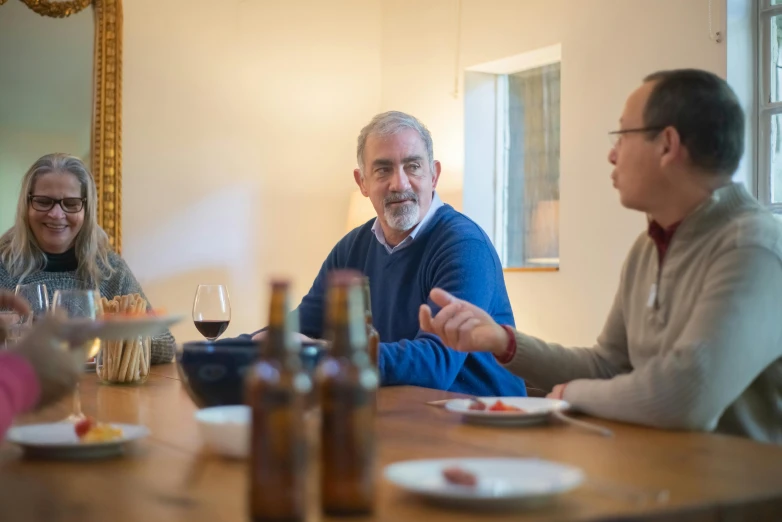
[463,45,561,269]
[760,0,782,210]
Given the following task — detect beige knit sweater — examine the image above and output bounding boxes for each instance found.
[504,183,782,443]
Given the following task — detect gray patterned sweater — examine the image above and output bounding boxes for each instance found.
[0,252,175,364]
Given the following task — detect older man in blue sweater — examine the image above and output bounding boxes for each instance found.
[238,111,526,396]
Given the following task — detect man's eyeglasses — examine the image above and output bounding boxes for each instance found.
[608,126,665,147]
[28,195,86,214]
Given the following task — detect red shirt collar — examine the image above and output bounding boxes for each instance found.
[648,220,681,263]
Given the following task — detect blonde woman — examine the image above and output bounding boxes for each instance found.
[0,153,175,363]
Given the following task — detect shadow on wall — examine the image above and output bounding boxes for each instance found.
[123,182,349,342]
[123,183,261,341]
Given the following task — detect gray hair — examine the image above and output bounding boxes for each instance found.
[0,153,114,286]
[356,111,435,176]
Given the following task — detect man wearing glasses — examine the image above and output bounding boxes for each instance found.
[420,68,782,443]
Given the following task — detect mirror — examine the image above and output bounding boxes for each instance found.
[0,0,123,251]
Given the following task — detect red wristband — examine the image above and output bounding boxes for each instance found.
[493,325,517,364]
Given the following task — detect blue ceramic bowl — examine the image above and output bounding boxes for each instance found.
[176,339,326,408]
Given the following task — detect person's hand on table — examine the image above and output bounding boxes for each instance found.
[419,288,508,355]
[546,383,569,400]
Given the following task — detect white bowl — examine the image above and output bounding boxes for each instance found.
[194,405,250,459]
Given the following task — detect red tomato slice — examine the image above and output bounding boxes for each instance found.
[74,417,94,438]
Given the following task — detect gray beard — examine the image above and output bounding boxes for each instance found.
[384,200,420,231]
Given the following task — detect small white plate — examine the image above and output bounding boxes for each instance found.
[444,397,570,426]
[385,457,584,508]
[6,422,149,460]
[60,314,183,341]
[194,405,249,459]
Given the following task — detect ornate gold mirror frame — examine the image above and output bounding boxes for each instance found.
[0,0,123,252]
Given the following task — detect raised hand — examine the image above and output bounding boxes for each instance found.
[419,288,508,355]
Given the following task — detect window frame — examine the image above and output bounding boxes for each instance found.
[462,44,562,272]
[759,0,782,211]
[492,62,561,270]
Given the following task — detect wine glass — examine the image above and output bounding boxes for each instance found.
[52,289,102,422]
[14,283,49,324]
[192,284,231,341]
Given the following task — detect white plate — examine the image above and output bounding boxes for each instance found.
[385,457,584,508]
[5,422,149,460]
[444,397,570,426]
[60,314,183,341]
[194,405,249,459]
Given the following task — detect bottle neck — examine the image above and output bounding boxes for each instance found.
[265,284,301,366]
[327,285,368,357]
[262,327,301,367]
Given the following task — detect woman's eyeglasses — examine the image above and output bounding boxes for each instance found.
[28,195,85,213]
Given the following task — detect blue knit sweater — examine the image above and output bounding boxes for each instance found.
[236,205,527,396]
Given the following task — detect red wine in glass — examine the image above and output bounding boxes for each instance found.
[192,284,231,341]
[194,320,229,339]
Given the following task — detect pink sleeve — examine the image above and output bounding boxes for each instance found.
[0,352,41,438]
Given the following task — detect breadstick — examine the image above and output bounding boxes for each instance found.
[114,296,129,379]
[114,340,123,381]
[129,350,139,382]
[118,337,134,380]
[107,339,117,381]
[123,338,135,382]
[111,339,122,381]
[101,344,108,381]
[132,298,148,381]
[140,339,149,377]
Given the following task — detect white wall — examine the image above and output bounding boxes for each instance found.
[122,0,381,342]
[380,0,728,345]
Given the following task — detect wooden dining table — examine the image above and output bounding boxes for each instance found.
[1,362,781,522]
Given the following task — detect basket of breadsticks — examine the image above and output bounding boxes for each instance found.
[95,294,152,385]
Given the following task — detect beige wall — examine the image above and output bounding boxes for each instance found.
[122,0,728,347]
[122,0,381,341]
[380,0,727,345]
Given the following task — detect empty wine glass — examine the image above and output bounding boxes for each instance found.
[192,284,231,341]
[14,283,49,324]
[52,289,101,422]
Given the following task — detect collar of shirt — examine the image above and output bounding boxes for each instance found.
[371,192,444,254]
[647,218,682,263]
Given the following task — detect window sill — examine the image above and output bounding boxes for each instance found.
[503,267,559,273]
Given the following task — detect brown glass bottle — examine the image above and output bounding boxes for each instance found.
[317,270,379,516]
[362,277,380,370]
[247,280,312,522]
